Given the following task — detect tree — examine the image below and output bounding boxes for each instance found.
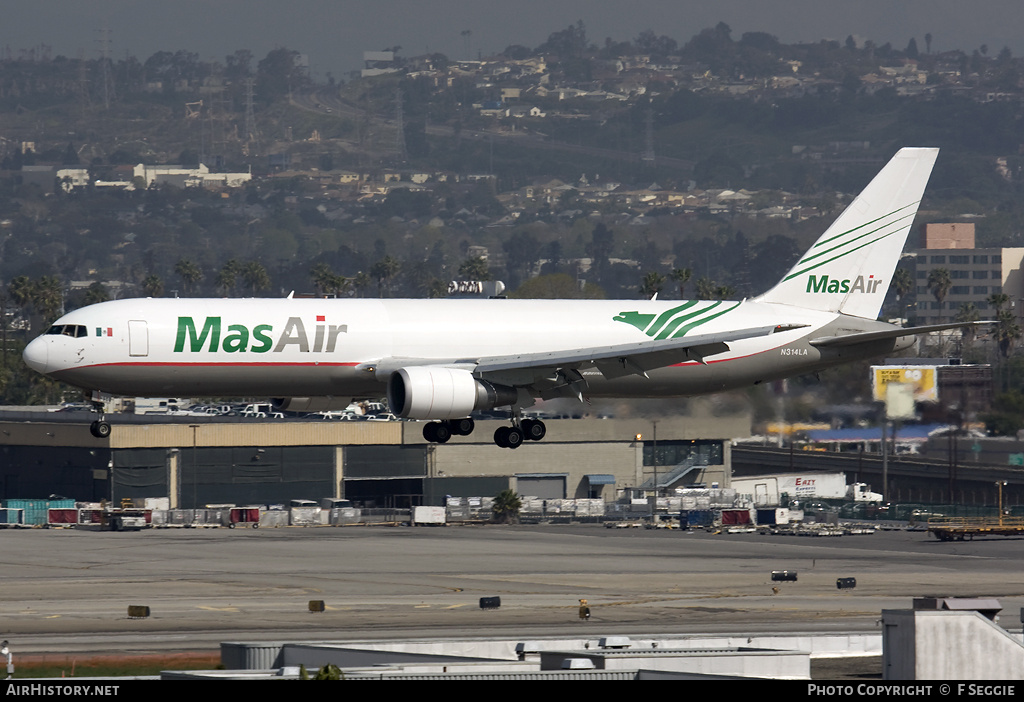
[891,267,915,318]
[492,488,522,524]
[669,268,692,299]
[695,277,716,300]
[892,268,914,301]
[215,260,242,296]
[639,271,665,298]
[33,277,64,324]
[994,309,1022,361]
[174,259,204,296]
[83,282,110,306]
[352,271,371,298]
[988,292,1010,313]
[927,268,952,311]
[310,262,336,295]
[955,302,980,354]
[458,256,491,281]
[241,260,271,295]
[370,256,400,298]
[256,47,309,105]
[714,284,737,300]
[142,274,164,297]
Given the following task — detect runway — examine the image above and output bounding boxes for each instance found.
[2,524,1023,656]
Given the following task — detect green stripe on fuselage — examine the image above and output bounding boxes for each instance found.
[655,301,721,340]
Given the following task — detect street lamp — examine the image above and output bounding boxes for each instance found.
[190,424,200,513]
[997,481,1008,527]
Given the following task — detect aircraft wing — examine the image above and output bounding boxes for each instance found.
[370,325,787,386]
[474,325,781,379]
[809,321,996,348]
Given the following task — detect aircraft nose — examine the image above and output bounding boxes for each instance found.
[23,336,49,374]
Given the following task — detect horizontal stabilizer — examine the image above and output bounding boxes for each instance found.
[810,321,995,348]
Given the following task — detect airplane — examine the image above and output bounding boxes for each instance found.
[24,147,974,446]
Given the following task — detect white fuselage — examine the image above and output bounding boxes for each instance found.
[23,296,899,401]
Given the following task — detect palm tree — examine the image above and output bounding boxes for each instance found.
[33,276,64,323]
[326,274,351,298]
[174,259,204,296]
[458,256,491,281]
[142,274,164,297]
[352,271,371,298]
[714,284,736,300]
[425,278,449,299]
[310,262,335,295]
[995,309,1022,360]
[7,276,34,309]
[669,267,692,299]
[215,259,242,296]
[241,260,271,295]
[492,488,522,524]
[83,282,109,306]
[695,277,716,300]
[370,256,400,297]
[955,302,980,355]
[638,271,665,299]
[892,268,914,301]
[927,268,952,316]
[988,292,1011,314]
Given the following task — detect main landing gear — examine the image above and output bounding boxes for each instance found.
[422,415,547,449]
[422,418,475,444]
[493,418,546,449]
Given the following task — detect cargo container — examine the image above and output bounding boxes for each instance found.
[680,509,714,528]
[412,506,446,525]
[756,508,793,526]
[721,509,752,525]
[3,499,75,526]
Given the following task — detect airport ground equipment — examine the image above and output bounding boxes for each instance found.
[928,516,1024,541]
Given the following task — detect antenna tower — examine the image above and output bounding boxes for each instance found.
[395,88,407,160]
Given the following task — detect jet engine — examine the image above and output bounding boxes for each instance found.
[387,366,517,420]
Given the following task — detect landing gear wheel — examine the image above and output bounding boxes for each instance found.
[505,427,523,449]
[433,422,452,443]
[423,421,451,443]
[522,419,546,441]
[451,417,475,436]
[494,426,509,448]
[90,420,111,439]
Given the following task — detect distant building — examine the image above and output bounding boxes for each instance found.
[913,223,1024,323]
[133,163,252,188]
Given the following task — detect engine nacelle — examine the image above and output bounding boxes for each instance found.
[272,397,353,413]
[387,367,517,420]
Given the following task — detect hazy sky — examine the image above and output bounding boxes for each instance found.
[4,1,1024,79]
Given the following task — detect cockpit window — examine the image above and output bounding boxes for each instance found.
[44,325,87,338]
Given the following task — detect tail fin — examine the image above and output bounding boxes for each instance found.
[756,147,939,319]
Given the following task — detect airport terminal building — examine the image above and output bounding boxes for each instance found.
[0,409,749,509]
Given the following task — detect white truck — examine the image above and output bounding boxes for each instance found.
[732,473,882,507]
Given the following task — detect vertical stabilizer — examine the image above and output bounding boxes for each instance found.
[755,147,939,319]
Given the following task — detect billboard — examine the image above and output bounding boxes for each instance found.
[871,366,938,403]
